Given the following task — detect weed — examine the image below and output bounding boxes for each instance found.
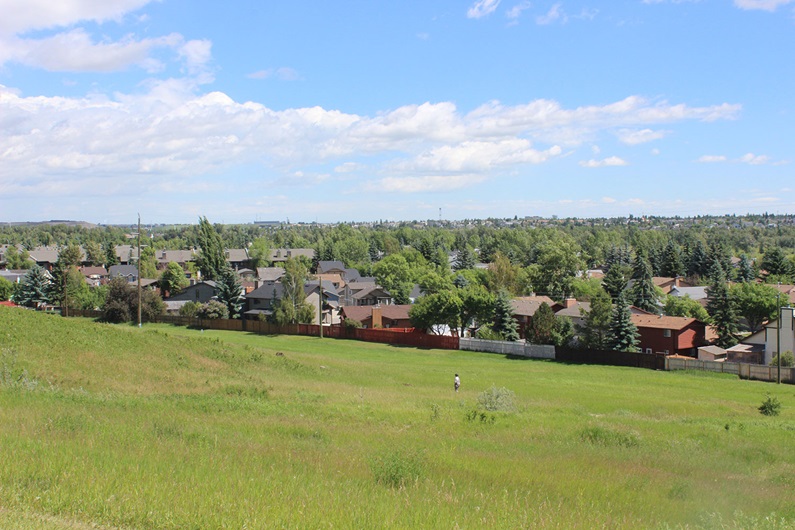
[0,348,38,391]
[477,385,515,412]
[370,449,425,489]
[465,409,496,424]
[430,403,440,421]
[579,426,639,448]
[759,395,782,417]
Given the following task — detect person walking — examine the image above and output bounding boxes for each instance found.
[454,374,460,392]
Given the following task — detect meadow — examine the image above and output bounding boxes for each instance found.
[1,306,795,529]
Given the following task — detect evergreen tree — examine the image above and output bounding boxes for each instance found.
[736,254,755,283]
[492,290,519,342]
[453,247,476,271]
[706,260,738,348]
[602,265,629,300]
[15,265,51,307]
[761,247,791,278]
[578,288,612,350]
[607,291,640,352]
[661,240,685,278]
[272,258,314,325]
[527,302,557,345]
[687,240,709,278]
[216,266,244,319]
[104,241,119,268]
[196,216,226,281]
[630,253,660,314]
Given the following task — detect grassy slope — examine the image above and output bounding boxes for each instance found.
[1,306,795,529]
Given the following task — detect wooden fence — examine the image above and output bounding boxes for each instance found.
[556,348,667,370]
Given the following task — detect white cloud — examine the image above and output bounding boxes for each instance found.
[602,197,617,203]
[0,0,155,35]
[579,156,629,168]
[537,3,567,24]
[467,0,501,19]
[246,67,300,81]
[697,155,727,163]
[734,0,794,11]
[506,1,532,19]
[739,153,770,165]
[616,128,666,145]
[376,174,487,193]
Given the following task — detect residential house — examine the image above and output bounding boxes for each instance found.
[168,281,219,304]
[339,305,413,329]
[510,296,555,339]
[28,247,61,271]
[269,248,314,264]
[317,260,346,276]
[760,306,795,366]
[156,249,196,269]
[631,314,707,356]
[668,285,709,306]
[80,266,108,287]
[256,267,285,284]
[244,281,285,319]
[114,245,139,265]
[351,285,394,307]
[108,264,139,283]
[552,298,591,331]
[0,270,26,284]
[342,280,375,306]
[771,284,795,306]
[225,248,249,270]
[304,280,340,326]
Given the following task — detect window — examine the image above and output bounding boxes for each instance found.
[663,329,671,337]
[645,348,652,354]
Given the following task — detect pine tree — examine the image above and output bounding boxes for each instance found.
[737,254,755,283]
[687,240,709,278]
[661,240,685,278]
[216,266,244,319]
[602,265,628,300]
[453,247,476,271]
[104,241,119,268]
[706,260,738,349]
[15,265,52,307]
[527,302,556,345]
[607,291,640,352]
[630,253,660,314]
[578,288,612,350]
[492,290,519,342]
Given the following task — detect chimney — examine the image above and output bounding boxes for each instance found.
[371,306,383,328]
[563,298,576,308]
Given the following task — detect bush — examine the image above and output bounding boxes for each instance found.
[196,300,229,320]
[580,426,639,448]
[102,277,165,323]
[343,318,363,329]
[477,385,516,412]
[759,394,782,416]
[370,449,424,489]
[475,326,503,341]
[179,301,200,318]
[770,351,794,368]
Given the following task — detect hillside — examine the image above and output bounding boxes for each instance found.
[2,307,795,529]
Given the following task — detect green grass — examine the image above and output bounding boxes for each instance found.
[2,307,795,528]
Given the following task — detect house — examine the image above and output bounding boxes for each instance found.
[342,280,376,306]
[244,281,285,319]
[269,248,314,264]
[339,305,413,329]
[770,284,795,306]
[28,247,61,271]
[0,270,26,284]
[168,281,219,304]
[108,264,139,283]
[351,285,394,307]
[759,306,795,366]
[156,249,196,269]
[317,260,346,276]
[225,249,249,270]
[630,314,707,356]
[316,272,346,290]
[80,266,108,287]
[256,267,286,283]
[698,345,727,362]
[114,245,139,265]
[552,298,590,331]
[668,285,709,306]
[510,296,555,339]
[304,280,340,326]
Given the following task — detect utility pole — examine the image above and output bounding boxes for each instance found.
[137,213,142,328]
[777,287,781,384]
[318,279,323,339]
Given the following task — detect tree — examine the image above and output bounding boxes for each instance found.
[630,253,659,314]
[104,241,119,268]
[0,277,13,301]
[196,216,226,281]
[730,282,779,333]
[687,240,709,279]
[492,290,519,342]
[84,240,104,267]
[453,247,476,271]
[373,254,414,305]
[487,252,519,295]
[529,238,583,300]
[138,245,158,279]
[409,291,463,335]
[15,265,51,307]
[705,261,738,348]
[102,277,164,323]
[736,254,755,283]
[272,258,314,325]
[4,246,34,269]
[527,302,557,345]
[602,265,629,301]
[570,277,604,302]
[160,262,189,297]
[58,244,83,267]
[661,240,685,278]
[248,237,271,269]
[761,247,791,279]
[578,288,612,351]
[607,291,640,353]
[217,266,244,319]
[457,285,494,337]
[663,295,709,322]
[196,300,229,319]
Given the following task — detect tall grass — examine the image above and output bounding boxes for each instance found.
[1,307,795,528]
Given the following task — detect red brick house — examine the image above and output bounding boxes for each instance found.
[339,305,412,329]
[631,314,707,356]
[510,296,555,339]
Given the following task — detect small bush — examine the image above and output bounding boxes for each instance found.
[770,351,794,368]
[0,349,38,391]
[196,300,229,319]
[759,394,782,417]
[477,385,516,412]
[465,409,496,424]
[179,301,200,317]
[370,449,424,489]
[476,326,503,341]
[343,318,363,329]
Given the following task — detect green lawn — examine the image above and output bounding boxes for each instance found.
[1,307,795,529]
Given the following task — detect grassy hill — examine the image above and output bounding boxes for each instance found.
[2,306,795,529]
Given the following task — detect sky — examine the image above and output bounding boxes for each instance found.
[0,0,793,224]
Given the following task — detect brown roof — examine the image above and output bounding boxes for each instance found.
[631,314,698,330]
[511,296,555,317]
[341,305,411,322]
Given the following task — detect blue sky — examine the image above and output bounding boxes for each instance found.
[0,0,793,224]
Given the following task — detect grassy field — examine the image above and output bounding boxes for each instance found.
[1,306,795,529]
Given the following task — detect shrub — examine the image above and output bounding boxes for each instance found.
[770,351,794,368]
[370,449,424,489]
[580,426,639,448]
[477,385,516,412]
[196,300,229,320]
[475,325,503,341]
[759,394,782,416]
[343,318,363,329]
[179,301,200,318]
